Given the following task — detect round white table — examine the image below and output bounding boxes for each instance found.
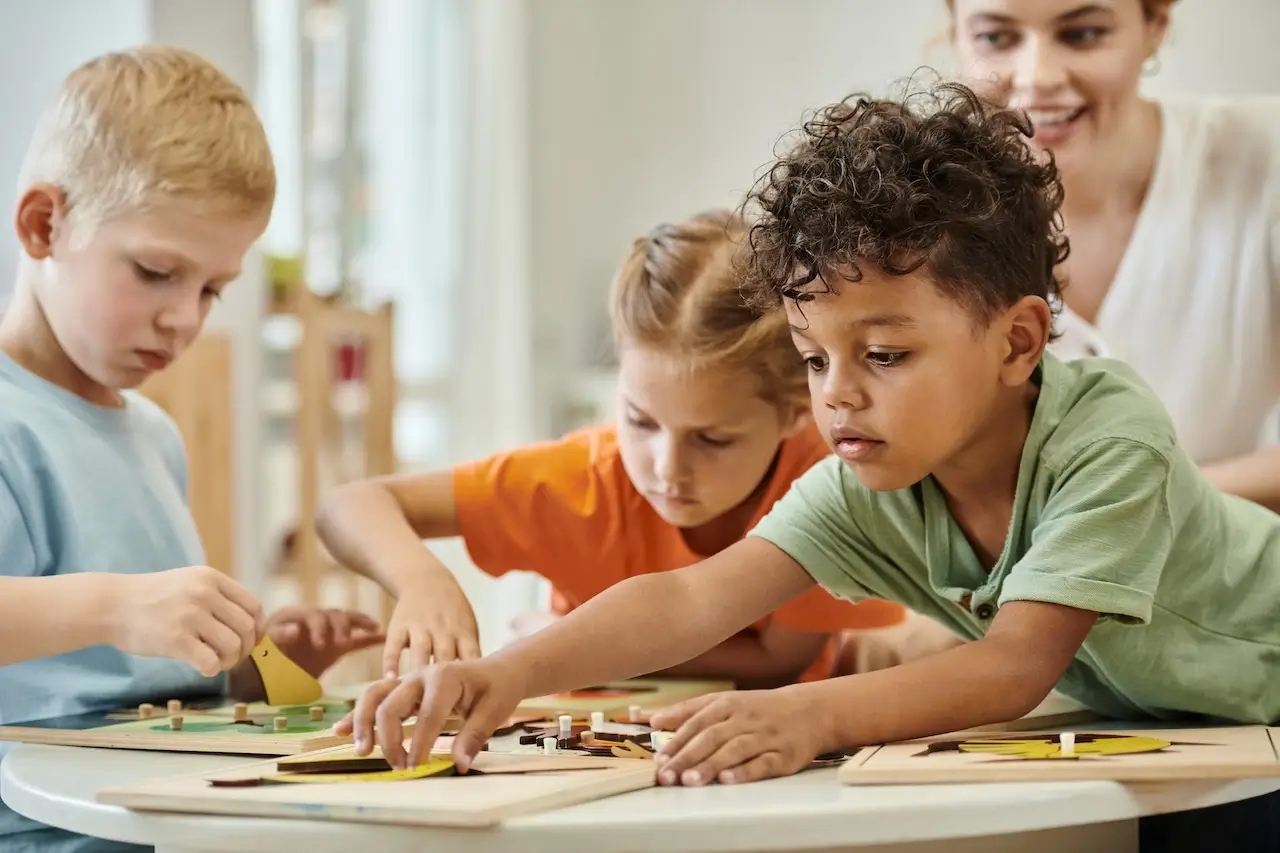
[5,742,1279,853]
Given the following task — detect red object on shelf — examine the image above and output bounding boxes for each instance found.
[334,338,364,381]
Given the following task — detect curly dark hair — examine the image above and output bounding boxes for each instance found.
[739,80,1069,325]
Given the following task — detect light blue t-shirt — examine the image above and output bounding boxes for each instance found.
[0,354,225,852]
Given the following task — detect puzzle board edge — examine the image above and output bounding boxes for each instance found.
[837,725,1280,786]
[97,750,658,827]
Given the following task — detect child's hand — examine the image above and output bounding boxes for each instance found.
[381,582,480,677]
[334,658,524,771]
[648,687,825,786]
[108,566,263,677]
[263,604,385,678]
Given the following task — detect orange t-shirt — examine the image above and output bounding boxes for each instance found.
[452,422,906,681]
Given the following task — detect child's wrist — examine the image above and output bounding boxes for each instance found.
[85,572,130,650]
[784,679,852,755]
[386,553,459,598]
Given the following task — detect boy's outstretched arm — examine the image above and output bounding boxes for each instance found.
[317,470,481,672]
[648,599,1096,786]
[345,537,819,768]
[653,622,829,689]
[499,537,820,697]
[822,600,1096,741]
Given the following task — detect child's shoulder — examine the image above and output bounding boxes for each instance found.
[1035,353,1181,473]
[454,422,631,498]
[0,357,187,489]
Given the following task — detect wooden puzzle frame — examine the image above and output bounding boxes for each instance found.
[97,745,657,827]
[838,726,1280,785]
[0,696,359,756]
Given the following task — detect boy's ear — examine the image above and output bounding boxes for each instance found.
[14,183,68,261]
[999,295,1052,384]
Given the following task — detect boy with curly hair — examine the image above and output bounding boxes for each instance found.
[346,82,1280,793]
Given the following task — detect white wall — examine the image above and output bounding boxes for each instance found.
[0,1,150,302]
[526,0,1280,429]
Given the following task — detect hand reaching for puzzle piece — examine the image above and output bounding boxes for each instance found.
[335,658,527,772]
[228,605,384,703]
[647,687,829,786]
[264,604,385,677]
[380,581,481,677]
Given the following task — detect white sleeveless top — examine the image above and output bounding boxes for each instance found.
[1047,96,1280,464]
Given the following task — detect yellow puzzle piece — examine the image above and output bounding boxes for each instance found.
[954,734,1173,760]
[265,756,456,784]
[250,634,323,706]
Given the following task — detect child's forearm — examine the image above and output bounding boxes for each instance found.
[655,631,826,689]
[0,574,118,665]
[654,636,775,685]
[493,572,742,696]
[316,482,459,597]
[491,539,813,698]
[799,632,1064,752]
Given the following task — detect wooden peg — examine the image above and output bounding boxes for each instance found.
[138,703,154,719]
[274,716,288,732]
[169,715,184,731]
[167,699,182,716]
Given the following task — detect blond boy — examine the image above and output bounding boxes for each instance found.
[0,46,381,852]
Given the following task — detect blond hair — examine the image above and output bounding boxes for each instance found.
[17,45,275,244]
[609,209,807,412]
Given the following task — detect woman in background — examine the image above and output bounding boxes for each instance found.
[943,2,1280,848]
[946,0,1280,512]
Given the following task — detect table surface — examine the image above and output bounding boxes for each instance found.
[5,735,1280,853]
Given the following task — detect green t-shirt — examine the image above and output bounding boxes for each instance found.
[751,352,1280,724]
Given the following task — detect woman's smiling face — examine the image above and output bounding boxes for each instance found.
[948,0,1169,174]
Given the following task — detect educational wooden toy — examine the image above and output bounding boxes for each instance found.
[0,696,360,756]
[0,632,344,755]
[838,726,1280,785]
[97,745,658,827]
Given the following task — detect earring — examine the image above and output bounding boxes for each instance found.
[1142,53,1162,76]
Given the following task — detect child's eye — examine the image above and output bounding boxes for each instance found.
[699,434,735,449]
[135,263,171,282]
[867,350,908,369]
[202,287,223,302]
[625,415,655,431]
[803,356,828,374]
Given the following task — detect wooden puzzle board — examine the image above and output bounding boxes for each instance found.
[97,745,657,827]
[838,726,1280,785]
[0,697,359,756]
[516,677,733,718]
